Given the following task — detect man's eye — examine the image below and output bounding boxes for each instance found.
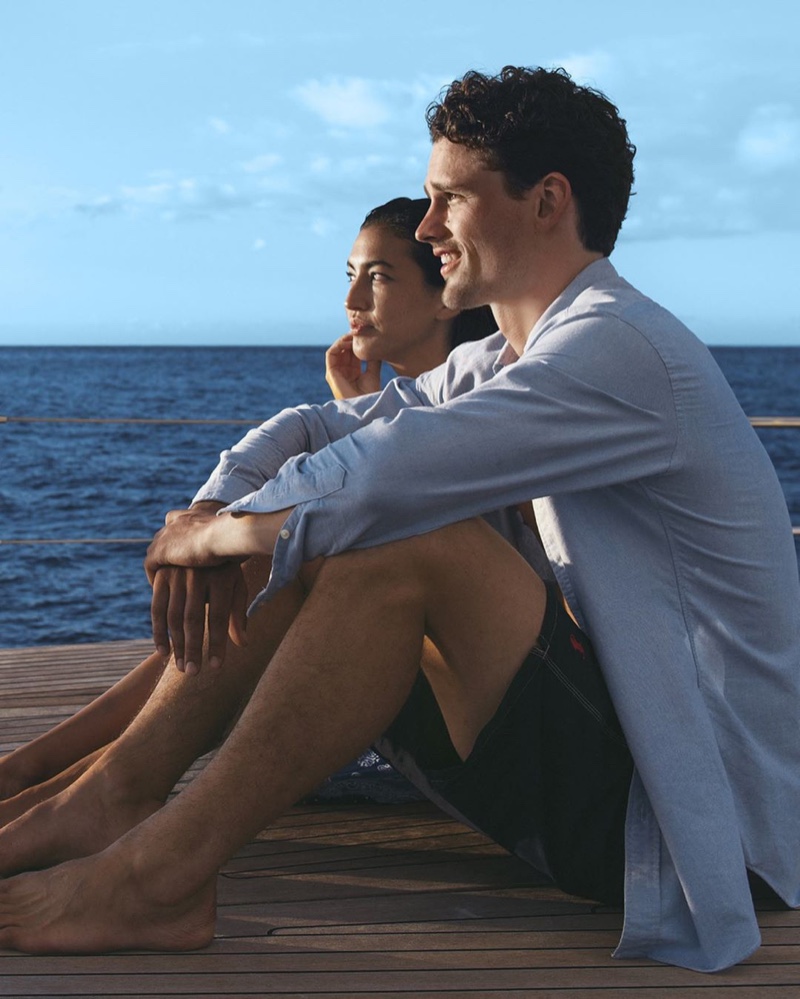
[346,273,355,283]
[370,272,390,283]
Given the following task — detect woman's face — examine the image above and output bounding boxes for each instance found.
[344,225,451,376]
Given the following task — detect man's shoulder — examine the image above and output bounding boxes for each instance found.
[420,331,506,400]
[531,259,701,363]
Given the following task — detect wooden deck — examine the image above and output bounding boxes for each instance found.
[0,641,799,997]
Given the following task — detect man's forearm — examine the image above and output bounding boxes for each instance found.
[208,509,295,561]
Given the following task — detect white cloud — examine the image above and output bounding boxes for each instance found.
[295,77,392,129]
[234,31,269,48]
[549,50,615,86]
[310,217,336,237]
[736,105,800,172]
[252,238,266,251]
[209,117,232,136]
[310,156,332,175]
[240,154,282,173]
[99,35,204,57]
[75,178,272,223]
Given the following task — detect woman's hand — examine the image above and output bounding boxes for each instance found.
[325,334,381,399]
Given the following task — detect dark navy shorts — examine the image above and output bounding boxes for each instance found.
[374,584,633,905]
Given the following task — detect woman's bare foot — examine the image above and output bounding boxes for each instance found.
[0,848,216,954]
[0,749,106,829]
[0,752,45,801]
[0,763,162,876]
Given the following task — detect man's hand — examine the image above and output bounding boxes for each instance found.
[145,501,293,673]
[144,506,232,581]
[325,333,381,400]
[145,505,247,673]
[149,563,248,675]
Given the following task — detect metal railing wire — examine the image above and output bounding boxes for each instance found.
[1,414,798,543]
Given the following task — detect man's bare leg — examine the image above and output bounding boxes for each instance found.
[0,557,306,875]
[0,520,546,953]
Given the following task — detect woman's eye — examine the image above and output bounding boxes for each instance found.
[346,272,355,283]
[370,272,390,283]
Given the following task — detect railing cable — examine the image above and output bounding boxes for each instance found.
[1,414,798,543]
[3,414,800,427]
[0,416,258,426]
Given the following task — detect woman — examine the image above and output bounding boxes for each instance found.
[0,198,495,815]
[326,196,494,399]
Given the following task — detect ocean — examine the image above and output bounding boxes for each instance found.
[1,345,798,649]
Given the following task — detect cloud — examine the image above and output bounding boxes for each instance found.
[550,50,615,86]
[209,117,232,136]
[736,105,800,172]
[240,154,282,173]
[292,73,448,133]
[74,178,273,223]
[310,217,337,238]
[233,31,269,49]
[252,238,266,251]
[98,35,204,57]
[74,195,122,219]
[294,77,392,129]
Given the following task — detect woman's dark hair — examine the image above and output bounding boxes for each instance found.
[361,197,496,349]
[426,66,635,256]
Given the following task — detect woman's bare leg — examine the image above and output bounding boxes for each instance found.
[0,654,165,802]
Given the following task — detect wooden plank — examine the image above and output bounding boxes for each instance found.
[0,638,798,997]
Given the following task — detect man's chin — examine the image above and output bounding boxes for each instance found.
[444,284,485,313]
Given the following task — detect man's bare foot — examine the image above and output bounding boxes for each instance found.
[0,749,106,829]
[0,850,216,954]
[0,765,161,876]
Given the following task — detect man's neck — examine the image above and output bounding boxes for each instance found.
[494,249,603,356]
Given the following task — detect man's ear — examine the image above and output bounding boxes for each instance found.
[535,172,572,227]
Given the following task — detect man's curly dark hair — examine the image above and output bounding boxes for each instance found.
[426,66,635,256]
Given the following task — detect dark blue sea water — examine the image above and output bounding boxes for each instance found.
[1,345,798,648]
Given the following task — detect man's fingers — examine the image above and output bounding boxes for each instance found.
[228,570,249,648]
[205,574,233,668]
[166,571,188,670]
[150,572,172,658]
[183,571,208,675]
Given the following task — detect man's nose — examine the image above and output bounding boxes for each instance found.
[416,201,445,244]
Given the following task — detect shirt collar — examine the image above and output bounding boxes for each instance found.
[491,257,618,373]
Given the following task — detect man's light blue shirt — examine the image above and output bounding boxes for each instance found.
[195,259,800,971]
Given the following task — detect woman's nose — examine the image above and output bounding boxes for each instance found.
[345,274,371,312]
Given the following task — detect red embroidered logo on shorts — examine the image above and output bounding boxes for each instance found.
[570,634,586,658]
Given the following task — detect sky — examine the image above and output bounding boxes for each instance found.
[0,0,798,346]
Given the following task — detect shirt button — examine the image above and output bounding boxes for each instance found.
[279,528,291,540]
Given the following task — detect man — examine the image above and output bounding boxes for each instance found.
[0,67,797,972]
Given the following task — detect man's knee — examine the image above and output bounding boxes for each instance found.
[302,518,503,602]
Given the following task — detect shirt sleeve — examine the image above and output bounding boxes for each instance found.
[225,315,680,603]
[192,376,436,505]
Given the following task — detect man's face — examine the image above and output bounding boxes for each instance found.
[417,139,536,312]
